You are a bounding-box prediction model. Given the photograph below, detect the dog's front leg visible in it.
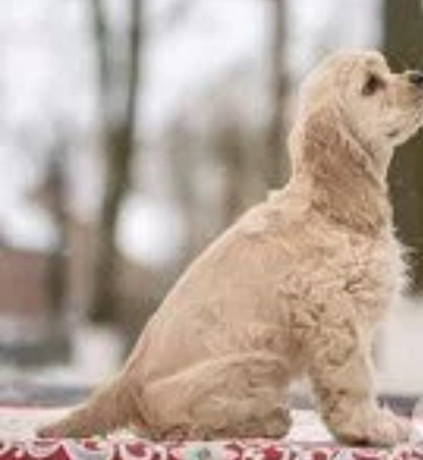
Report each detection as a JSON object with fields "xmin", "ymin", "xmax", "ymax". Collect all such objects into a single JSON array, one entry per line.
[{"xmin": 307, "ymin": 317, "xmax": 410, "ymax": 446}]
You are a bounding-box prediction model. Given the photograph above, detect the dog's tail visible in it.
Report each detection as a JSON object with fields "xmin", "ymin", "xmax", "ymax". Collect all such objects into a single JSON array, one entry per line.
[{"xmin": 37, "ymin": 377, "xmax": 145, "ymax": 438}]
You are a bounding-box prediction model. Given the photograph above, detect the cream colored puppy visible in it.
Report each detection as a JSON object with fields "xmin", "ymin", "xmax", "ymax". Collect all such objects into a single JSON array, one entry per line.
[{"xmin": 39, "ymin": 50, "xmax": 423, "ymax": 445}]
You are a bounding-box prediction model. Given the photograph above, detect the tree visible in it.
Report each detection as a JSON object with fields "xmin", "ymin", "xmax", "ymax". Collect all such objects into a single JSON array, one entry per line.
[
  {"xmin": 19, "ymin": 122, "xmax": 72, "ymax": 321},
  {"xmin": 383, "ymin": 0, "xmax": 423, "ymax": 292},
  {"xmin": 44, "ymin": 139, "xmax": 69, "ymax": 320},
  {"xmin": 88, "ymin": 0, "xmax": 144, "ymax": 324},
  {"xmin": 264, "ymin": 0, "xmax": 289, "ymax": 189}
]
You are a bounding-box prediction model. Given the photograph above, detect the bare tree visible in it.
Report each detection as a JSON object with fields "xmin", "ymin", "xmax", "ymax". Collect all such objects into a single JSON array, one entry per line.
[
  {"xmin": 44, "ymin": 141, "xmax": 69, "ymax": 320},
  {"xmin": 264, "ymin": 0, "xmax": 289, "ymax": 189},
  {"xmin": 88, "ymin": 0, "xmax": 144, "ymax": 324},
  {"xmin": 166, "ymin": 121, "xmax": 204, "ymax": 264},
  {"xmin": 383, "ymin": 0, "xmax": 423, "ymax": 292},
  {"xmin": 17, "ymin": 123, "xmax": 71, "ymax": 321},
  {"xmin": 215, "ymin": 121, "xmax": 247, "ymax": 226}
]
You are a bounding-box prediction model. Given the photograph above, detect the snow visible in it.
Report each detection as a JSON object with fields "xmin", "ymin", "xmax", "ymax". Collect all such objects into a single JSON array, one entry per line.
[
  {"xmin": 380, "ymin": 296, "xmax": 423, "ymax": 395},
  {"xmin": 0, "ymin": 324, "xmax": 125, "ymax": 387}
]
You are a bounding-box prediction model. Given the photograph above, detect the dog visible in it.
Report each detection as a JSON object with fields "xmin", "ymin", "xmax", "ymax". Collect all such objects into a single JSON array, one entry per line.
[{"xmin": 38, "ymin": 50, "xmax": 423, "ymax": 445}]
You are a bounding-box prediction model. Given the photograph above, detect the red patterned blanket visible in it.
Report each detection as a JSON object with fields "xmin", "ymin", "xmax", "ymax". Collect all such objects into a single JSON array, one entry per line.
[
  {"xmin": 3, "ymin": 438, "xmax": 423, "ymax": 460},
  {"xmin": 0, "ymin": 408, "xmax": 421, "ymax": 460}
]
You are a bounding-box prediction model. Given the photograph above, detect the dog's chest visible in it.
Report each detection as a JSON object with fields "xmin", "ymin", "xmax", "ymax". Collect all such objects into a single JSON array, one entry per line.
[{"xmin": 331, "ymin": 230, "xmax": 405, "ymax": 320}]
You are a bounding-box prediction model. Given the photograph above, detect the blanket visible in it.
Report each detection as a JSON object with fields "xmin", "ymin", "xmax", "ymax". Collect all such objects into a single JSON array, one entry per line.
[{"xmin": 0, "ymin": 408, "xmax": 422, "ymax": 460}]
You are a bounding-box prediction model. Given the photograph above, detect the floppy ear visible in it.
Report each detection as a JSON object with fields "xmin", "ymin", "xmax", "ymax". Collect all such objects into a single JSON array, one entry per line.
[
  {"xmin": 299, "ymin": 105, "xmax": 357, "ymax": 186},
  {"xmin": 293, "ymin": 104, "xmax": 389, "ymax": 233}
]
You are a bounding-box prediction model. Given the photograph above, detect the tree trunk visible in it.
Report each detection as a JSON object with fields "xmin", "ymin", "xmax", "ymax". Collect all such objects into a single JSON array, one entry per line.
[
  {"xmin": 215, "ymin": 121, "xmax": 246, "ymax": 227},
  {"xmin": 383, "ymin": 0, "xmax": 423, "ymax": 292},
  {"xmin": 90, "ymin": 125, "xmax": 132, "ymax": 323},
  {"xmin": 264, "ymin": 0, "xmax": 289, "ymax": 190},
  {"xmin": 89, "ymin": 0, "xmax": 143, "ymax": 324},
  {"xmin": 167, "ymin": 122, "xmax": 204, "ymax": 264},
  {"xmin": 45, "ymin": 149, "xmax": 68, "ymax": 319}
]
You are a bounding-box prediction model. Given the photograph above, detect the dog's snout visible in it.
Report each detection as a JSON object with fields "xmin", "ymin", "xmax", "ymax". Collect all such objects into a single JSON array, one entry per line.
[{"xmin": 407, "ymin": 70, "xmax": 423, "ymax": 87}]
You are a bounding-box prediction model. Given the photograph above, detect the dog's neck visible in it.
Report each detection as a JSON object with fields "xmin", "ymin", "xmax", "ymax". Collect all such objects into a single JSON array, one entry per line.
[{"xmin": 289, "ymin": 106, "xmax": 393, "ymax": 235}]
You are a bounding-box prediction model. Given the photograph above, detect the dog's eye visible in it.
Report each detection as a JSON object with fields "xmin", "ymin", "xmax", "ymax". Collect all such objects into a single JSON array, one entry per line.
[{"xmin": 362, "ymin": 73, "xmax": 385, "ymax": 96}]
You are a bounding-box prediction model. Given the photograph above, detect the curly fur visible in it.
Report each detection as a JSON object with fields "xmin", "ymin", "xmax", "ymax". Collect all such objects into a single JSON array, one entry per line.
[{"xmin": 38, "ymin": 50, "xmax": 423, "ymax": 445}]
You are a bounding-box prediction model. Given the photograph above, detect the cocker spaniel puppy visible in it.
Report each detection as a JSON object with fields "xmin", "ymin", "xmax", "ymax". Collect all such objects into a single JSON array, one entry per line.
[{"xmin": 39, "ymin": 50, "xmax": 423, "ymax": 445}]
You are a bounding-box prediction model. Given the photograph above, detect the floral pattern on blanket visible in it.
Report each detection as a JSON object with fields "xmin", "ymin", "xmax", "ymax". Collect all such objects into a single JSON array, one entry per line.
[
  {"xmin": 0, "ymin": 408, "xmax": 422, "ymax": 460},
  {"xmin": 1, "ymin": 438, "xmax": 423, "ymax": 460}
]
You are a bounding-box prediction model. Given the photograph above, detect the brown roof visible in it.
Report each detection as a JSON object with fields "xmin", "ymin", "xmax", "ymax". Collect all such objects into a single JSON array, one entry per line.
[
  {"xmin": 0, "ymin": 221, "xmax": 164, "ymax": 324},
  {"xmin": 0, "ymin": 248, "xmax": 51, "ymax": 317}
]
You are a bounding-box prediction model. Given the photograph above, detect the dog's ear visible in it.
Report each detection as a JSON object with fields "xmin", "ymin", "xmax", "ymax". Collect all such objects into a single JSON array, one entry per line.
[
  {"xmin": 298, "ymin": 105, "xmax": 352, "ymax": 184},
  {"xmin": 294, "ymin": 104, "xmax": 388, "ymax": 233}
]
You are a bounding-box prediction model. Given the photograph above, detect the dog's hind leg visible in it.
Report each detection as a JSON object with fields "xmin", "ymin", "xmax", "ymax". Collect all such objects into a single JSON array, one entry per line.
[{"xmin": 143, "ymin": 351, "xmax": 292, "ymax": 440}]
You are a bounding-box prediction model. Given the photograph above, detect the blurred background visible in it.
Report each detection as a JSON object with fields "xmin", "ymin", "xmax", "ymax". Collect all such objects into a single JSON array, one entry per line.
[{"xmin": 0, "ymin": 0, "xmax": 422, "ymax": 402}]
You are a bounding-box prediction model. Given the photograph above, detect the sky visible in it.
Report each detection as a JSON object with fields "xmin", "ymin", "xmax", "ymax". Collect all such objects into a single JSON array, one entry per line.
[{"xmin": 0, "ymin": 0, "xmax": 380, "ymax": 267}]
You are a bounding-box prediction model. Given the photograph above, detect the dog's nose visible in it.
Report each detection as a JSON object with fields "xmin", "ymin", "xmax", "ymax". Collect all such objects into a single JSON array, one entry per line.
[{"xmin": 408, "ymin": 70, "xmax": 423, "ymax": 87}]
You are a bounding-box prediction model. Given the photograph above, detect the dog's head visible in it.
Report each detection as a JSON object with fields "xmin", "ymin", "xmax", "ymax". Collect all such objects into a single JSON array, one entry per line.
[
  {"xmin": 298, "ymin": 50, "xmax": 423, "ymax": 151},
  {"xmin": 289, "ymin": 50, "xmax": 423, "ymax": 232}
]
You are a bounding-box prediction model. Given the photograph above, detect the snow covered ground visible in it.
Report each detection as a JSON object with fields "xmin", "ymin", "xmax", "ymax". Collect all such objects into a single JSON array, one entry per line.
[{"xmin": 380, "ymin": 296, "xmax": 423, "ymax": 395}]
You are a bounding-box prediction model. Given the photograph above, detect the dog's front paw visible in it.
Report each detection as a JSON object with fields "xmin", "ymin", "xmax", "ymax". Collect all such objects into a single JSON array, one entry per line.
[
  {"xmin": 333, "ymin": 407, "xmax": 411, "ymax": 446},
  {"xmin": 364, "ymin": 408, "xmax": 410, "ymax": 445}
]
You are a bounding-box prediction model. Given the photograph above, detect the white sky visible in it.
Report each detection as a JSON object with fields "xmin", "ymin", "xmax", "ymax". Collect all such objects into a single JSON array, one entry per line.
[{"xmin": 0, "ymin": 0, "xmax": 380, "ymax": 266}]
